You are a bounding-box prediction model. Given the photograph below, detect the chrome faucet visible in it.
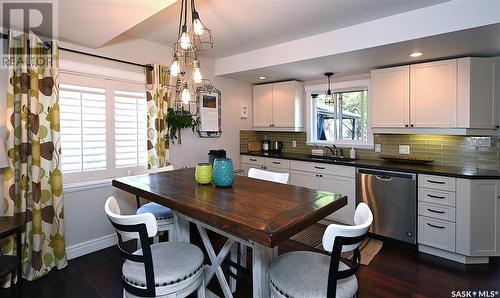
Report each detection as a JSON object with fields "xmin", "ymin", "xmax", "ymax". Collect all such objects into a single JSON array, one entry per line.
[
  {"xmin": 323, "ymin": 145, "xmax": 344, "ymax": 158},
  {"xmin": 323, "ymin": 145, "xmax": 337, "ymax": 157}
]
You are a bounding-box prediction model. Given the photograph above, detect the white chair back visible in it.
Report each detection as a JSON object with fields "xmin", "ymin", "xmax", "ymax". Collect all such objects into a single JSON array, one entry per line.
[
  {"xmin": 248, "ymin": 167, "xmax": 289, "ymax": 184},
  {"xmin": 105, "ymin": 196, "xmax": 158, "ymax": 239},
  {"xmin": 322, "ymin": 202, "xmax": 373, "ymax": 253}
]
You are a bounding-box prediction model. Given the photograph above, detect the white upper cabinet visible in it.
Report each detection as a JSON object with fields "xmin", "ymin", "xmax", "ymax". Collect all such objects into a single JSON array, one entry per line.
[
  {"xmin": 370, "ymin": 57, "xmax": 499, "ymax": 133},
  {"xmin": 410, "ymin": 59, "xmax": 457, "ymax": 128},
  {"xmin": 457, "ymin": 57, "xmax": 498, "ymax": 129},
  {"xmin": 252, "ymin": 84, "xmax": 274, "ymax": 128},
  {"xmin": 252, "ymin": 80, "xmax": 304, "ymax": 131},
  {"xmin": 371, "ymin": 66, "xmax": 410, "ymax": 128}
]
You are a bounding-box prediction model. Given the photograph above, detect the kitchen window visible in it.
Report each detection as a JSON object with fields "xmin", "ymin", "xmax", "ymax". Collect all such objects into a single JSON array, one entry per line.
[
  {"xmin": 59, "ymin": 72, "xmax": 147, "ymax": 183},
  {"xmin": 307, "ymin": 79, "xmax": 372, "ymax": 148}
]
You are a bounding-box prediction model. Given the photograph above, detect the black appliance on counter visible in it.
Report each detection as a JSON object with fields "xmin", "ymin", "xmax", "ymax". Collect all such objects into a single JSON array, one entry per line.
[
  {"xmin": 262, "ymin": 140, "xmax": 270, "ymax": 153},
  {"xmin": 208, "ymin": 150, "xmax": 226, "ymax": 164},
  {"xmin": 271, "ymin": 141, "xmax": 283, "ymax": 153}
]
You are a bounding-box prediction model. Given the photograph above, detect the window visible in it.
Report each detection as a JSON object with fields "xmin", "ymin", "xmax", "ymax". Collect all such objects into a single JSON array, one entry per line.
[
  {"xmin": 59, "ymin": 72, "xmax": 147, "ymax": 183},
  {"xmin": 307, "ymin": 80, "xmax": 372, "ymax": 148}
]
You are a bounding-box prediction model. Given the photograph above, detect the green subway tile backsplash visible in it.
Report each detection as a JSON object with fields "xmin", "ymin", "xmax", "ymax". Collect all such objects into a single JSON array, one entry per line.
[{"xmin": 240, "ymin": 130, "xmax": 500, "ymax": 170}]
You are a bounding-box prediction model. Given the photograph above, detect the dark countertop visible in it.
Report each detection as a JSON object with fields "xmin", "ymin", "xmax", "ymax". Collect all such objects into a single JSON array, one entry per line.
[{"xmin": 240, "ymin": 151, "xmax": 500, "ymax": 179}]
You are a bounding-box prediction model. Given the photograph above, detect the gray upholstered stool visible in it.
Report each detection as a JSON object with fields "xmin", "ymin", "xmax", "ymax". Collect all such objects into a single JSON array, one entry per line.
[
  {"xmin": 105, "ymin": 197, "xmax": 205, "ymax": 298},
  {"xmin": 268, "ymin": 202, "xmax": 373, "ymax": 298},
  {"xmin": 136, "ymin": 166, "xmax": 175, "ymax": 243},
  {"xmin": 269, "ymin": 251, "xmax": 357, "ymax": 298}
]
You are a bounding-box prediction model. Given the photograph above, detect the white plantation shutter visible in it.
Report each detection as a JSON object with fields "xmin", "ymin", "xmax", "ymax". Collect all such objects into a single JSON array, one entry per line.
[
  {"xmin": 114, "ymin": 90, "xmax": 147, "ymax": 168},
  {"xmin": 60, "ymin": 84, "xmax": 107, "ymax": 173},
  {"xmin": 59, "ymin": 71, "xmax": 147, "ymax": 183}
]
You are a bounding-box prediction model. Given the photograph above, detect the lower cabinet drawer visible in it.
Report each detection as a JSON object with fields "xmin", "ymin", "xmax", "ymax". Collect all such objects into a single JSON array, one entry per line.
[
  {"xmin": 418, "ymin": 202, "xmax": 456, "ymax": 222},
  {"xmin": 264, "ymin": 158, "xmax": 290, "ymax": 169},
  {"xmin": 418, "ymin": 216, "xmax": 456, "ymax": 252},
  {"xmin": 241, "ymin": 155, "xmax": 265, "ymax": 166},
  {"xmin": 418, "ymin": 188, "xmax": 456, "ymax": 207}
]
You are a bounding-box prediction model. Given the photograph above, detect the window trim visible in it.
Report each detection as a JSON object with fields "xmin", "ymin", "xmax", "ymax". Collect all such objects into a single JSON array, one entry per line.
[
  {"xmin": 305, "ymin": 79, "xmax": 373, "ymax": 149},
  {"xmin": 59, "ymin": 71, "xmax": 148, "ymax": 184}
]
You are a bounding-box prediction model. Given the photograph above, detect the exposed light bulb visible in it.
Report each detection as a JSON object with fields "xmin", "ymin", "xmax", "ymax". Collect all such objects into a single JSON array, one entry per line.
[
  {"xmin": 193, "ymin": 18, "xmax": 204, "ymax": 36},
  {"xmin": 180, "ymin": 30, "xmax": 191, "ymax": 50},
  {"xmin": 410, "ymin": 52, "xmax": 423, "ymax": 57},
  {"xmin": 192, "ymin": 60, "xmax": 203, "ymax": 83},
  {"xmin": 170, "ymin": 56, "xmax": 180, "ymax": 77},
  {"xmin": 181, "ymin": 83, "xmax": 191, "ymax": 104}
]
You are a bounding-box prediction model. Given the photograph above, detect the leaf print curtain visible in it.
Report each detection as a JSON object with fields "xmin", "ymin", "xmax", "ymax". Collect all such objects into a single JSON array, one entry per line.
[
  {"xmin": 3, "ymin": 31, "xmax": 67, "ymax": 282},
  {"xmin": 145, "ymin": 64, "xmax": 171, "ymax": 169}
]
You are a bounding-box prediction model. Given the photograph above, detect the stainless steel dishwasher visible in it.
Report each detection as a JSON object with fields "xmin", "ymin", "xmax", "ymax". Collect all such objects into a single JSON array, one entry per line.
[{"xmin": 356, "ymin": 168, "xmax": 416, "ymax": 244}]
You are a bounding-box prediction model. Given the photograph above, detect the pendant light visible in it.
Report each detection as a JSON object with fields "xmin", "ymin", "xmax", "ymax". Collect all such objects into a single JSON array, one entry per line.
[
  {"xmin": 181, "ymin": 82, "xmax": 191, "ymax": 104},
  {"xmin": 170, "ymin": 0, "xmax": 213, "ymax": 108},
  {"xmin": 324, "ymin": 72, "xmax": 334, "ymax": 105}
]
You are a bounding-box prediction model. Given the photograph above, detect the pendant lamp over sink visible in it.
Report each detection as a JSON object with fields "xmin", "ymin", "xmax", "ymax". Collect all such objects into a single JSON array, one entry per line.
[{"xmin": 324, "ymin": 72, "xmax": 334, "ymax": 105}]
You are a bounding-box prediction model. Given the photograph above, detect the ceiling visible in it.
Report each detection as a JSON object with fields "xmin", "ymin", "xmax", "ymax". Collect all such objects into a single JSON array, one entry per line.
[
  {"xmin": 58, "ymin": 0, "xmax": 176, "ymax": 48},
  {"xmin": 221, "ymin": 23, "xmax": 500, "ymax": 83},
  {"xmin": 124, "ymin": 0, "xmax": 448, "ymax": 58}
]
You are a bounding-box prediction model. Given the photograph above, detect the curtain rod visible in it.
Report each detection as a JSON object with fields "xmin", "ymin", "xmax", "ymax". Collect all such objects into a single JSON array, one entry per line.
[{"xmin": 1, "ymin": 33, "xmax": 153, "ymax": 71}]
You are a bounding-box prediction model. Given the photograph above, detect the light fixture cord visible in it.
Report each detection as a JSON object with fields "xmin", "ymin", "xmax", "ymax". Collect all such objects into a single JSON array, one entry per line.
[
  {"xmin": 178, "ymin": 0, "xmax": 184, "ymax": 37},
  {"xmin": 183, "ymin": 0, "xmax": 188, "ymax": 27},
  {"xmin": 191, "ymin": 0, "xmax": 196, "ymax": 13}
]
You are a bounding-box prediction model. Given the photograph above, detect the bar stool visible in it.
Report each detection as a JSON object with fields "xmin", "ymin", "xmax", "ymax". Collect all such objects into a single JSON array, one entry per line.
[
  {"xmin": 268, "ymin": 203, "xmax": 373, "ymax": 298},
  {"xmin": 105, "ymin": 197, "xmax": 206, "ymax": 298},
  {"xmin": 136, "ymin": 166, "xmax": 175, "ymax": 243}
]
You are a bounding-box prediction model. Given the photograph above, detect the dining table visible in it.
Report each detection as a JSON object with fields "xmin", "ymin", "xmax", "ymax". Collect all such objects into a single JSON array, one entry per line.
[{"xmin": 112, "ymin": 168, "xmax": 347, "ymax": 298}]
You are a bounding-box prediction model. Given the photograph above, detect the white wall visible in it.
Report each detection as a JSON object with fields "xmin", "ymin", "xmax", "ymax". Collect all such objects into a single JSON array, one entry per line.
[{"xmin": 0, "ymin": 36, "xmax": 253, "ymax": 259}]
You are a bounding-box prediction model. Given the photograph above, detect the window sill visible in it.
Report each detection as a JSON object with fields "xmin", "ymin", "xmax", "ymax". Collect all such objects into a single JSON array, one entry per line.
[
  {"xmin": 306, "ymin": 141, "xmax": 374, "ymax": 150},
  {"xmin": 63, "ymin": 178, "xmax": 114, "ymax": 194}
]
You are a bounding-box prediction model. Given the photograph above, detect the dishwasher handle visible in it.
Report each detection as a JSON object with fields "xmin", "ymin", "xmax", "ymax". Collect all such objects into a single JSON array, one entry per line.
[
  {"xmin": 376, "ymin": 175, "xmax": 393, "ymax": 182},
  {"xmin": 357, "ymin": 168, "xmax": 416, "ymax": 180}
]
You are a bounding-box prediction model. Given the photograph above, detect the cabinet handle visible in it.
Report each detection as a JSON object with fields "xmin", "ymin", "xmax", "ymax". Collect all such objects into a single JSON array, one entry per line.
[
  {"xmin": 427, "ymin": 208, "xmax": 445, "ymax": 214},
  {"xmin": 427, "ymin": 223, "xmax": 445, "ymax": 229},
  {"xmin": 272, "ymin": 161, "xmax": 281, "ymax": 164},
  {"xmin": 405, "ymin": 124, "xmax": 409, "ymax": 127},
  {"xmin": 314, "ymin": 166, "xmax": 325, "ymax": 170},
  {"xmin": 315, "ymin": 174, "xmax": 323, "ymax": 177},
  {"xmin": 410, "ymin": 124, "xmax": 414, "ymax": 127},
  {"xmin": 249, "ymin": 158, "xmax": 257, "ymax": 161},
  {"xmin": 427, "ymin": 180, "xmax": 445, "ymax": 185},
  {"xmin": 427, "ymin": 194, "xmax": 445, "ymax": 199}
]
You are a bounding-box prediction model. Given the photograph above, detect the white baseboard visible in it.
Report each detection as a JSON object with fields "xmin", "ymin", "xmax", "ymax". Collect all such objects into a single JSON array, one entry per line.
[{"xmin": 66, "ymin": 233, "xmax": 117, "ymax": 260}]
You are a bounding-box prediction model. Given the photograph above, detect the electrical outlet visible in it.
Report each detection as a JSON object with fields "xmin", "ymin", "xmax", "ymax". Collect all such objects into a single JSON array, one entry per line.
[
  {"xmin": 240, "ymin": 105, "xmax": 248, "ymax": 118},
  {"xmin": 399, "ymin": 145, "xmax": 410, "ymax": 155},
  {"xmin": 374, "ymin": 144, "xmax": 382, "ymax": 153},
  {"xmin": 292, "ymin": 140, "xmax": 297, "ymax": 148}
]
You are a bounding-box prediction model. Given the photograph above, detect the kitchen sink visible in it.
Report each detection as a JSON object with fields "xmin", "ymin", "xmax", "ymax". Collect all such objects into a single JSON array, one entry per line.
[{"xmin": 306, "ymin": 155, "xmax": 357, "ymax": 162}]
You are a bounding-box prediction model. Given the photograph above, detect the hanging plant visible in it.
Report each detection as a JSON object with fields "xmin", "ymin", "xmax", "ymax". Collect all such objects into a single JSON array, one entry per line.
[{"xmin": 165, "ymin": 108, "xmax": 200, "ymax": 144}]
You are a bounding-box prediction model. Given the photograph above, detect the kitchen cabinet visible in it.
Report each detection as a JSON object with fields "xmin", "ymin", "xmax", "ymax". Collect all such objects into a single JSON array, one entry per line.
[
  {"xmin": 252, "ymin": 80, "xmax": 304, "ymax": 131},
  {"xmin": 252, "ymin": 84, "xmax": 273, "ymax": 128},
  {"xmin": 289, "ymin": 161, "xmax": 355, "ymax": 224},
  {"xmin": 371, "ymin": 66, "xmax": 410, "ymax": 128},
  {"xmin": 456, "ymin": 179, "xmax": 500, "ymax": 257},
  {"xmin": 457, "ymin": 57, "xmax": 498, "ymax": 129},
  {"xmin": 370, "ymin": 57, "xmax": 499, "ymax": 133},
  {"xmin": 418, "ymin": 174, "xmax": 500, "ymax": 263},
  {"xmin": 410, "ymin": 59, "xmax": 457, "ymax": 128}
]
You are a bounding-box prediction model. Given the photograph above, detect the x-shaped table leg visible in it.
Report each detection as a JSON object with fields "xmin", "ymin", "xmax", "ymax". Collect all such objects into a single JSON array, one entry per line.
[{"xmin": 197, "ymin": 225, "xmax": 235, "ymax": 298}]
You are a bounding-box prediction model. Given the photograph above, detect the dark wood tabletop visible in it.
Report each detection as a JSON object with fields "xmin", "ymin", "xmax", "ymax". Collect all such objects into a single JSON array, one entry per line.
[
  {"xmin": 113, "ymin": 168, "xmax": 347, "ymax": 247},
  {"xmin": 0, "ymin": 215, "xmax": 25, "ymax": 239}
]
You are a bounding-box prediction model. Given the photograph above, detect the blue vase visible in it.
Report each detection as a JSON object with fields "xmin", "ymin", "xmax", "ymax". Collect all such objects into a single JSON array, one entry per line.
[{"xmin": 212, "ymin": 158, "xmax": 234, "ymax": 187}]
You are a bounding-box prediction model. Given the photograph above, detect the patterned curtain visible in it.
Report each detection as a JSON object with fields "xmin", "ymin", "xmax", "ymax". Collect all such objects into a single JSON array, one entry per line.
[
  {"xmin": 3, "ymin": 32, "xmax": 67, "ymax": 282},
  {"xmin": 145, "ymin": 64, "xmax": 172, "ymax": 169}
]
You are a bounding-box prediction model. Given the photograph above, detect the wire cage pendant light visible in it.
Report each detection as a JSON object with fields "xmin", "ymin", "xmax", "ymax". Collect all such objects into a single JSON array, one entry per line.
[{"xmin": 170, "ymin": 0, "xmax": 214, "ymax": 109}]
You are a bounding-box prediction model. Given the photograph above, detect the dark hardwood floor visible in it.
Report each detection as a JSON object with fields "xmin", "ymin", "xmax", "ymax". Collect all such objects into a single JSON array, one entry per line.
[{"xmin": 1, "ymin": 227, "xmax": 499, "ymax": 298}]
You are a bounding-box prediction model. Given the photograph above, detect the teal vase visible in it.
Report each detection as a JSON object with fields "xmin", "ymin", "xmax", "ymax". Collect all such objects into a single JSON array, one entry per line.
[{"xmin": 212, "ymin": 158, "xmax": 234, "ymax": 187}]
